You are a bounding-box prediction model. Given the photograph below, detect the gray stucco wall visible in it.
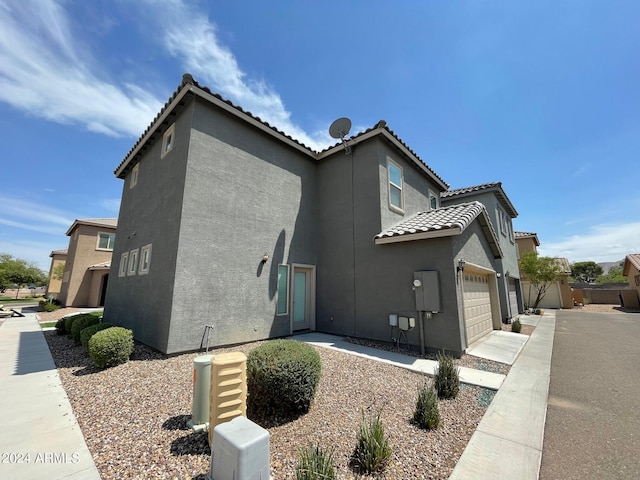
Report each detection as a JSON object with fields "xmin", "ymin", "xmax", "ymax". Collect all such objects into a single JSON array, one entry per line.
[
  {"xmin": 104, "ymin": 102, "xmax": 194, "ymax": 352},
  {"xmin": 166, "ymin": 98, "xmax": 318, "ymax": 354}
]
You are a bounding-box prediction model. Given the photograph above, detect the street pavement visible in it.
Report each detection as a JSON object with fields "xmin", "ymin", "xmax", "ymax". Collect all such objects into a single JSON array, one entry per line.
[{"xmin": 540, "ymin": 309, "xmax": 640, "ymax": 479}]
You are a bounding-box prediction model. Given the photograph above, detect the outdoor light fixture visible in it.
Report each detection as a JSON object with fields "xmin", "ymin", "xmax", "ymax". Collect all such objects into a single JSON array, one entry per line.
[
  {"xmin": 457, "ymin": 259, "xmax": 466, "ymax": 272},
  {"xmin": 261, "ymin": 253, "xmax": 269, "ymax": 263}
]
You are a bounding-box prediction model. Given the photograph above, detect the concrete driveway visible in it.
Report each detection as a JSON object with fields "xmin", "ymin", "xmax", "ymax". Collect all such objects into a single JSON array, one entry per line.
[{"xmin": 540, "ymin": 309, "xmax": 640, "ymax": 479}]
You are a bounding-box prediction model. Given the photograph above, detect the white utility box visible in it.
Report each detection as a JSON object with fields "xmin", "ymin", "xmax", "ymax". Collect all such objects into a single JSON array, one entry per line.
[{"xmin": 209, "ymin": 416, "xmax": 270, "ymax": 480}]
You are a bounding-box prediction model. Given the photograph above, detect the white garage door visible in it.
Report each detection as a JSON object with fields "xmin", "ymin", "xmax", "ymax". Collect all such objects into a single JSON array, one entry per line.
[
  {"xmin": 508, "ymin": 279, "xmax": 519, "ymax": 318},
  {"xmin": 463, "ymin": 273, "xmax": 493, "ymax": 346}
]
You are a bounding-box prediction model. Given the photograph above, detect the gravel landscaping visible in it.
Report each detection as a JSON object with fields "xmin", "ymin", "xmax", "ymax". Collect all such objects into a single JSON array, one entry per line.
[{"xmin": 41, "ymin": 308, "xmax": 513, "ymax": 480}]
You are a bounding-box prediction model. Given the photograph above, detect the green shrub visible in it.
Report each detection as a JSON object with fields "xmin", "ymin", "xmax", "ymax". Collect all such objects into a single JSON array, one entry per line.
[
  {"xmin": 350, "ymin": 409, "xmax": 391, "ymax": 474},
  {"xmin": 71, "ymin": 316, "xmax": 100, "ymax": 344},
  {"xmin": 80, "ymin": 322, "xmax": 113, "ymax": 350},
  {"xmin": 42, "ymin": 302, "xmax": 60, "ymax": 312},
  {"xmin": 434, "ymin": 351, "xmax": 460, "ymax": 399},
  {"xmin": 412, "ymin": 382, "xmax": 440, "ymax": 430},
  {"xmin": 54, "ymin": 318, "xmax": 66, "ymax": 335},
  {"xmin": 535, "ymin": 308, "xmax": 542, "ymax": 315},
  {"xmin": 88, "ymin": 327, "xmax": 134, "ymax": 369},
  {"xmin": 247, "ymin": 339, "xmax": 321, "ymax": 419},
  {"xmin": 511, "ymin": 319, "xmax": 522, "ymax": 333},
  {"xmin": 296, "ymin": 444, "xmax": 336, "ymax": 480}
]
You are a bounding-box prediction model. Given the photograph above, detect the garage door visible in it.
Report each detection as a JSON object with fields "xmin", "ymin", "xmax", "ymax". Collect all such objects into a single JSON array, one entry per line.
[
  {"xmin": 463, "ymin": 273, "xmax": 493, "ymax": 345},
  {"xmin": 508, "ymin": 279, "xmax": 519, "ymax": 318}
]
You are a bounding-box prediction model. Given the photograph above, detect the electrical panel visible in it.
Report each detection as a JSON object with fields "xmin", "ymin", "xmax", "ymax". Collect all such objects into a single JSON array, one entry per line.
[{"xmin": 413, "ymin": 271, "xmax": 441, "ymax": 312}]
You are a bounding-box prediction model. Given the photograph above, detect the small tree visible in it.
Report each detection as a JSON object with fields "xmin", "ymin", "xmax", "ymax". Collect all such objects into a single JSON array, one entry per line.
[
  {"xmin": 596, "ymin": 264, "xmax": 627, "ymax": 284},
  {"xmin": 519, "ymin": 252, "xmax": 563, "ymax": 310},
  {"xmin": 0, "ymin": 253, "xmax": 47, "ymax": 298},
  {"xmin": 52, "ymin": 262, "xmax": 66, "ymax": 281},
  {"xmin": 570, "ymin": 261, "xmax": 603, "ymax": 283}
]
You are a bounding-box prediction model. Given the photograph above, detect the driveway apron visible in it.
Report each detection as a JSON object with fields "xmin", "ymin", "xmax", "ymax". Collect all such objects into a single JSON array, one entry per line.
[{"xmin": 540, "ymin": 310, "xmax": 640, "ymax": 479}]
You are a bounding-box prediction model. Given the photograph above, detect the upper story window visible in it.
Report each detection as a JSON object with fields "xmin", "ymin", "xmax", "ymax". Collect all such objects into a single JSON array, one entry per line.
[
  {"xmin": 387, "ymin": 158, "xmax": 404, "ymax": 212},
  {"xmin": 429, "ymin": 190, "xmax": 439, "ymax": 210},
  {"xmin": 130, "ymin": 164, "xmax": 139, "ymax": 189},
  {"xmin": 138, "ymin": 244, "xmax": 152, "ymax": 275},
  {"xmin": 118, "ymin": 252, "xmax": 128, "ymax": 277},
  {"xmin": 97, "ymin": 232, "xmax": 116, "ymax": 251},
  {"xmin": 128, "ymin": 248, "xmax": 139, "ymax": 276},
  {"xmin": 161, "ymin": 123, "xmax": 175, "ymax": 158},
  {"xmin": 497, "ymin": 208, "xmax": 508, "ymax": 236}
]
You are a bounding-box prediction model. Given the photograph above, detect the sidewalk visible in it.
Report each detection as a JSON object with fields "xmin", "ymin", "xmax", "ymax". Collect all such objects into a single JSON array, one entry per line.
[
  {"xmin": 449, "ymin": 311, "xmax": 555, "ymax": 479},
  {"xmin": 0, "ymin": 313, "xmax": 101, "ymax": 480}
]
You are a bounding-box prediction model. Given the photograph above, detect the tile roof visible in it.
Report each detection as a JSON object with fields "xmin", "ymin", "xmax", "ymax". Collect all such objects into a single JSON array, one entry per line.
[
  {"xmin": 623, "ymin": 254, "xmax": 640, "ymax": 275},
  {"xmin": 374, "ymin": 201, "xmax": 502, "ymax": 258},
  {"xmin": 515, "ymin": 231, "xmax": 540, "ymax": 246},
  {"xmin": 65, "ymin": 218, "xmax": 118, "ymax": 236},
  {"xmin": 88, "ymin": 261, "xmax": 111, "ymax": 270},
  {"xmin": 553, "ymin": 257, "xmax": 572, "ymax": 274},
  {"xmin": 49, "ymin": 249, "xmax": 68, "ymax": 256},
  {"xmin": 114, "ymin": 74, "xmax": 449, "ymax": 190},
  {"xmin": 441, "ymin": 182, "xmax": 518, "ymax": 217}
]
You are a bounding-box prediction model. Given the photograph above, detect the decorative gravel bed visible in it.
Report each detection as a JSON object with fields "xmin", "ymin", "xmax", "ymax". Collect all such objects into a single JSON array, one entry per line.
[{"xmin": 44, "ymin": 325, "xmax": 497, "ymax": 479}]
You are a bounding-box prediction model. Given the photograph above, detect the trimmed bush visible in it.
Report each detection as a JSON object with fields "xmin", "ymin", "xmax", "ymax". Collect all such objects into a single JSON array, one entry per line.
[
  {"xmin": 350, "ymin": 409, "xmax": 391, "ymax": 474},
  {"xmin": 412, "ymin": 382, "xmax": 440, "ymax": 430},
  {"xmin": 80, "ymin": 322, "xmax": 113, "ymax": 350},
  {"xmin": 434, "ymin": 351, "xmax": 460, "ymax": 399},
  {"xmin": 511, "ymin": 319, "xmax": 522, "ymax": 333},
  {"xmin": 54, "ymin": 318, "xmax": 66, "ymax": 335},
  {"xmin": 88, "ymin": 327, "xmax": 134, "ymax": 369},
  {"xmin": 247, "ymin": 339, "xmax": 321, "ymax": 419},
  {"xmin": 71, "ymin": 316, "xmax": 100, "ymax": 344},
  {"xmin": 296, "ymin": 444, "xmax": 336, "ymax": 480}
]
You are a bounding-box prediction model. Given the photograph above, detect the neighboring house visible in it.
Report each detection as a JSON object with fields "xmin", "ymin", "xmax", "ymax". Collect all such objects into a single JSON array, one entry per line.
[
  {"xmin": 515, "ymin": 232, "xmax": 572, "ymax": 309},
  {"xmin": 58, "ymin": 218, "xmax": 117, "ymax": 307},
  {"xmin": 104, "ymin": 74, "xmax": 507, "ymax": 356},
  {"xmin": 45, "ymin": 248, "xmax": 67, "ymax": 298},
  {"xmin": 622, "ymin": 254, "xmax": 640, "ymax": 308},
  {"xmin": 441, "ymin": 182, "xmax": 523, "ymax": 321}
]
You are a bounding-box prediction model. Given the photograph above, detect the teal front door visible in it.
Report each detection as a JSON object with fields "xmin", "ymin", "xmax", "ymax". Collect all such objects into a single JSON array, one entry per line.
[{"xmin": 293, "ymin": 268, "xmax": 311, "ymax": 330}]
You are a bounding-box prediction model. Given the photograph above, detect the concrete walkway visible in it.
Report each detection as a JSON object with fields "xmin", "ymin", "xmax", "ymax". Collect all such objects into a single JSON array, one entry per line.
[
  {"xmin": 0, "ymin": 313, "xmax": 101, "ymax": 480},
  {"xmin": 449, "ymin": 311, "xmax": 555, "ymax": 480}
]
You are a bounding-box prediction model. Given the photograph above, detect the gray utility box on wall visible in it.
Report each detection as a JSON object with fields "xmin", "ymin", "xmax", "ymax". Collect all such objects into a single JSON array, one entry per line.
[{"xmin": 413, "ymin": 271, "xmax": 441, "ymax": 312}]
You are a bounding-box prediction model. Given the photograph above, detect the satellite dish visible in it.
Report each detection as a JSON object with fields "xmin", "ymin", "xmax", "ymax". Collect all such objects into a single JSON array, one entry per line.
[
  {"xmin": 329, "ymin": 117, "xmax": 352, "ymax": 154},
  {"xmin": 329, "ymin": 117, "xmax": 352, "ymax": 139}
]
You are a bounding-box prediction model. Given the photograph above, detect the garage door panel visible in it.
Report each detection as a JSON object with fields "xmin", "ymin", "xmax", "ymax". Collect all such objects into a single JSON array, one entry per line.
[
  {"xmin": 463, "ymin": 274, "xmax": 492, "ymax": 345},
  {"xmin": 508, "ymin": 280, "xmax": 519, "ymax": 318}
]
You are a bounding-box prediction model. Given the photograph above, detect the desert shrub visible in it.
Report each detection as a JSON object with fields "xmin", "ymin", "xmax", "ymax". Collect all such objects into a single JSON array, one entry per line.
[
  {"xmin": 80, "ymin": 322, "xmax": 113, "ymax": 350},
  {"xmin": 412, "ymin": 382, "xmax": 440, "ymax": 430},
  {"xmin": 434, "ymin": 351, "xmax": 460, "ymax": 399},
  {"xmin": 42, "ymin": 302, "xmax": 60, "ymax": 312},
  {"xmin": 247, "ymin": 339, "xmax": 321, "ymax": 419},
  {"xmin": 88, "ymin": 327, "xmax": 134, "ymax": 369},
  {"xmin": 64, "ymin": 313, "xmax": 92, "ymax": 337},
  {"xmin": 511, "ymin": 319, "xmax": 522, "ymax": 333},
  {"xmin": 70, "ymin": 316, "xmax": 100, "ymax": 345},
  {"xmin": 350, "ymin": 409, "xmax": 391, "ymax": 474},
  {"xmin": 296, "ymin": 444, "xmax": 336, "ymax": 480},
  {"xmin": 54, "ymin": 318, "xmax": 66, "ymax": 335},
  {"xmin": 535, "ymin": 309, "xmax": 542, "ymax": 315}
]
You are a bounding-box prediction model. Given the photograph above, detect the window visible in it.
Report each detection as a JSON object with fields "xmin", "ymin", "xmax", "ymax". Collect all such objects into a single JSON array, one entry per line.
[
  {"xmin": 130, "ymin": 164, "xmax": 139, "ymax": 189},
  {"xmin": 138, "ymin": 244, "xmax": 152, "ymax": 275},
  {"xmin": 508, "ymin": 219, "xmax": 514, "ymax": 243},
  {"xmin": 118, "ymin": 252, "xmax": 128, "ymax": 277},
  {"xmin": 128, "ymin": 248, "xmax": 139, "ymax": 276},
  {"xmin": 387, "ymin": 158, "xmax": 404, "ymax": 212},
  {"xmin": 97, "ymin": 232, "xmax": 116, "ymax": 250},
  {"xmin": 277, "ymin": 265, "xmax": 289, "ymax": 315},
  {"xmin": 161, "ymin": 123, "xmax": 175, "ymax": 158},
  {"xmin": 429, "ymin": 190, "xmax": 439, "ymax": 210},
  {"xmin": 497, "ymin": 208, "xmax": 507, "ymax": 236}
]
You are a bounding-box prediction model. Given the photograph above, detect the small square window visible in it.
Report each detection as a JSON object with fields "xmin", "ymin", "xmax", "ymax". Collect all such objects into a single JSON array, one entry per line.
[
  {"xmin": 97, "ymin": 232, "xmax": 116, "ymax": 251},
  {"xmin": 138, "ymin": 244, "xmax": 152, "ymax": 275},
  {"xmin": 429, "ymin": 190, "xmax": 439, "ymax": 210},
  {"xmin": 128, "ymin": 249, "xmax": 139, "ymax": 276},
  {"xmin": 161, "ymin": 123, "xmax": 175, "ymax": 158},
  {"xmin": 119, "ymin": 252, "xmax": 128, "ymax": 277},
  {"xmin": 130, "ymin": 164, "xmax": 139, "ymax": 189},
  {"xmin": 387, "ymin": 158, "xmax": 404, "ymax": 212}
]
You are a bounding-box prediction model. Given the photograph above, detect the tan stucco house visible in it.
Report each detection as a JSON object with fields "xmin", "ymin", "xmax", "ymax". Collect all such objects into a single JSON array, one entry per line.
[
  {"xmin": 45, "ymin": 248, "xmax": 67, "ymax": 299},
  {"xmin": 622, "ymin": 254, "xmax": 640, "ymax": 308},
  {"xmin": 58, "ymin": 218, "xmax": 117, "ymax": 307}
]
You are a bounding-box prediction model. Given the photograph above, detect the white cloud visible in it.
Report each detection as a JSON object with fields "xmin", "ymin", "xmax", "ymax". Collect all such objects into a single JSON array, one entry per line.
[
  {"xmin": 538, "ymin": 222, "xmax": 640, "ymax": 263},
  {"xmin": 0, "ymin": 197, "xmax": 73, "ymax": 235},
  {"xmin": 145, "ymin": 0, "xmax": 334, "ymax": 150},
  {"xmin": 100, "ymin": 198, "xmax": 121, "ymax": 213},
  {"xmin": 0, "ymin": 0, "xmax": 162, "ymax": 137}
]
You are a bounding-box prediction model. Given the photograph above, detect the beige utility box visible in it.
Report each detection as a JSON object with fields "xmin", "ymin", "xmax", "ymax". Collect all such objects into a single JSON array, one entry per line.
[{"xmin": 208, "ymin": 352, "xmax": 247, "ymax": 446}]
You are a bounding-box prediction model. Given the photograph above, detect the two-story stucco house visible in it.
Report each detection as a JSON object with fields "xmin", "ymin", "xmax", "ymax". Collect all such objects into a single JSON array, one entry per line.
[
  {"xmin": 45, "ymin": 248, "xmax": 67, "ymax": 299},
  {"xmin": 441, "ymin": 182, "xmax": 522, "ymax": 321},
  {"xmin": 104, "ymin": 74, "xmax": 510, "ymax": 356},
  {"xmin": 58, "ymin": 218, "xmax": 117, "ymax": 307}
]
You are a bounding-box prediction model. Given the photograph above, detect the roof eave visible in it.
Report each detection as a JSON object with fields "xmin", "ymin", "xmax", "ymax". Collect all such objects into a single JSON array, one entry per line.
[{"xmin": 374, "ymin": 226, "xmax": 463, "ymax": 244}]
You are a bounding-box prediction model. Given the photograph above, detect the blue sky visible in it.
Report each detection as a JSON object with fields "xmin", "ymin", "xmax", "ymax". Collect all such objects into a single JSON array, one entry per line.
[{"xmin": 1, "ymin": 0, "xmax": 639, "ymax": 272}]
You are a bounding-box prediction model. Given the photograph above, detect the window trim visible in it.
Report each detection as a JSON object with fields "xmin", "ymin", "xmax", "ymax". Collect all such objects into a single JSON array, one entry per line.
[
  {"xmin": 138, "ymin": 244, "xmax": 152, "ymax": 275},
  {"xmin": 387, "ymin": 157, "xmax": 404, "ymax": 213},
  {"xmin": 276, "ymin": 264, "xmax": 289, "ymax": 316},
  {"xmin": 428, "ymin": 190, "xmax": 439, "ymax": 210},
  {"xmin": 128, "ymin": 248, "xmax": 139, "ymax": 276},
  {"xmin": 118, "ymin": 252, "xmax": 128, "ymax": 277},
  {"xmin": 130, "ymin": 163, "xmax": 139, "ymax": 189},
  {"xmin": 96, "ymin": 231, "xmax": 116, "ymax": 251},
  {"xmin": 161, "ymin": 123, "xmax": 175, "ymax": 158}
]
